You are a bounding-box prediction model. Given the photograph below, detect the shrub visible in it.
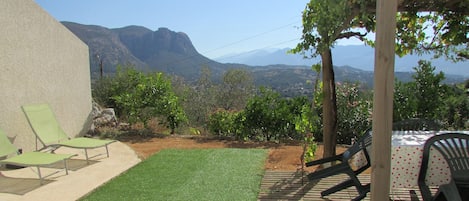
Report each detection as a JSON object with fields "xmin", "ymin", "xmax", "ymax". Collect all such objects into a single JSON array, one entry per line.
[
  {"xmin": 336, "ymin": 82, "xmax": 372, "ymax": 144},
  {"xmin": 92, "ymin": 66, "xmax": 186, "ymax": 134},
  {"xmin": 208, "ymin": 87, "xmax": 314, "ymax": 142},
  {"xmin": 207, "ymin": 110, "xmax": 240, "ymax": 138}
]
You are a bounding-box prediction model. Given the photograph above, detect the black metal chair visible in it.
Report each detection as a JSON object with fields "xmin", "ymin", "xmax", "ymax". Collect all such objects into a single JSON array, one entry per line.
[
  {"xmin": 392, "ymin": 118, "xmax": 441, "ymax": 131},
  {"xmin": 418, "ymin": 133, "xmax": 469, "ymax": 201},
  {"xmin": 305, "ymin": 129, "xmax": 372, "ymax": 201}
]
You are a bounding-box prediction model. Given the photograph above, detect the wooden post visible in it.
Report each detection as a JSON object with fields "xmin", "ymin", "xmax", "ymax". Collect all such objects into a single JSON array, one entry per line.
[{"xmin": 371, "ymin": 0, "xmax": 397, "ymax": 200}]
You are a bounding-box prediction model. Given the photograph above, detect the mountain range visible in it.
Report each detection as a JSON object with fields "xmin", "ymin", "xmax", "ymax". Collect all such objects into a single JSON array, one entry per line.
[
  {"xmin": 63, "ymin": 22, "xmax": 243, "ymax": 81},
  {"xmin": 61, "ymin": 22, "xmax": 467, "ymax": 96},
  {"xmin": 216, "ymin": 46, "xmax": 469, "ymax": 77}
]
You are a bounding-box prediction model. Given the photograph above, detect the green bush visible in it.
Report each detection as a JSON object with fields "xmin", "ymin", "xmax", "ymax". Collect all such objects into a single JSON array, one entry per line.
[
  {"xmin": 208, "ymin": 87, "xmax": 313, "ymax": 142},
  {"xmin": 393, "ymin": 60, "xmax": 468, "ymax": 130},
  {"xmin": 243, "ymin": 88, "xmax": 300, "ymax": 141},
  {"xmin": 207, "ymin": 110, "xmax": 239, "ymax": 137},
  {"xmin": 440, "ymin": 84, "xmax": 469, "ymax": 129},
  {"xmin": 336, "ymin": 82, "xmax": 372, "ymax": 144},
  {"xmin": 92, "ymin": 66, "xmax": 186, "ymax": 134}
]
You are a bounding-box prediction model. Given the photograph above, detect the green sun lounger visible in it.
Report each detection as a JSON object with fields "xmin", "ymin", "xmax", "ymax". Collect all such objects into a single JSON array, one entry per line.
[
  {"xmin": 0, "ymin": 129, "xmax": 75, "ymax": 184},
  {"xmin": 22, "ymin": 103, "xmax": 116, "ymax": 163}
]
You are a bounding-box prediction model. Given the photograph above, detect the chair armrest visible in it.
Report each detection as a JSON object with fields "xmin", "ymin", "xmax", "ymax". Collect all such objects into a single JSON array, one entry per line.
[{"xmin": 306, "ymin": 154, "xmax": 343, "ymax": 167}]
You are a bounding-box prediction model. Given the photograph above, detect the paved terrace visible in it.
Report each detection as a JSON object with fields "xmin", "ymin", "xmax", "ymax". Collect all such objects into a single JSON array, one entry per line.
[{"xmin": 0, "ymin": 141, "xmax": 141, "ymax": 201}]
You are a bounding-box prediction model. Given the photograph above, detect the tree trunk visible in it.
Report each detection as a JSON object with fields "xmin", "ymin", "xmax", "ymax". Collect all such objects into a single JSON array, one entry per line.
[{"xmin": 321, "ymin": 49, "xmax": 338, "ymax": 158}]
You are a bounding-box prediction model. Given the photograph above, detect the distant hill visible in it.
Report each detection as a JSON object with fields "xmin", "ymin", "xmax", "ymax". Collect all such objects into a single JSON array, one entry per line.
[
  {"xmin": 216, "ymin": 46, "xmax": 469, "ymax": 77},
  {"xmin": 62, "ymin": 22, "xmax": 242, "ymax": 80},
  {"xmin": 62, "ymin": 22, "xmax": 146, "ymax": 74},
  {"xmin": 62, "ymin": 22, "xmax": 467, "ymax": 97}
]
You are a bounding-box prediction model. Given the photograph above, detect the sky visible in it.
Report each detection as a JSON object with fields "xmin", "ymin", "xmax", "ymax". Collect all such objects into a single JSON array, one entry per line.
[{"xmin": 34, "ymin": 0, "xmax": 363, "ymax": 59}]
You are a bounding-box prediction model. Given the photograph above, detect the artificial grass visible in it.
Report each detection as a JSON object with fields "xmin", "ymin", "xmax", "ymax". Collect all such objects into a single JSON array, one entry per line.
[{"xmin": 80, "ymin": 148, "xmax": 268, "ymax": 201}]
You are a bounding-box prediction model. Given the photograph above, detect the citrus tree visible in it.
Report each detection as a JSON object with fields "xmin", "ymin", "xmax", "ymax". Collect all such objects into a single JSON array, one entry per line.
[{"xmin": 109, "ymin": 67, "xmax": 186, "ymax": 134}]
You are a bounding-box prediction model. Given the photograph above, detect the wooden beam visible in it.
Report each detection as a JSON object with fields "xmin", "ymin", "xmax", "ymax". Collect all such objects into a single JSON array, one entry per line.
[
  {"xmin": 356, "ymin": 0, "xmax": 469, "ymax": 14},
  {"xmin": 371, "ymin": 0, "xmax": 397, "ymax": 200}
]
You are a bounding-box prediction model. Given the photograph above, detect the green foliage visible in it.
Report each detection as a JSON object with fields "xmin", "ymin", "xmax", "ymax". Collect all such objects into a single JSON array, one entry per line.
[
  {"xmin": 206, "ymin": 63, "xmax": 373, "ymax": 146},
  {"xmin": 93, "ymin": 66, "xmax": 186, "ymax": 133},
  {"xmin": 92, "ymin": 77, "xmax": 118, "ymax": 108},
  {"xmin": 303, "ymin": 133, "xmax": 318, "ymax": 163},
  {"xmin": 393, "ymin": 80, "xmax": 418, "ymax": 121},
  {"xmin": 290, "ymin": 0, "xmax": 468, "ymax": 158},
  {"xmin": 180, "ymin": 66, "xmax": 217, "ymax": 127},
  {"xmin": 297, "ymin": 64, "xmax": 322, "ymax": 162},
  {"xmin": 412, "ymin": 60, "xmax": 446, "ymax": 119},
  {"xmin": 291, "ymin": 0, "xmax": 375, "ymax": 157},
  {"xmin": 208, "ymin": 87, "xmax": 312, "ymax": 142},
  {"xmin": 336, "ymin": 82, "xmax": 372, "ymax": 144},
  {"xmin": 182, "ymin": 67, "xmax": 253, "ymax": 131},
  {"xmin": 291, "ymin": 0, "xmax": 375, "ymax": 57},
  {"xmin": 207, "ymin": 110, "xmax": 240, "ymax": 138},
  {"xmin": 440, "ymin": 84, "xmax": 469, "ymax": 129},
  {"xmin": 413, "ymin": 11, "xmax": 469, "ymax": 61},
  {"xmin": 294, "ymin": 104, "xmax": 318, "ymax": 162},
  {"xmin": 394, "ymin": 60, "xmax": 445, "ymax": 121},
  {"xmin": 217, "ymin": 68, "xmax": 254, "ymax": 111},
  {"xmin": 393, "ymin": 60, "xmax": 468, "ymax": 130},
  {"xmin": 243, "ymin": 88, "xmax": 308, "ymax": 141}
]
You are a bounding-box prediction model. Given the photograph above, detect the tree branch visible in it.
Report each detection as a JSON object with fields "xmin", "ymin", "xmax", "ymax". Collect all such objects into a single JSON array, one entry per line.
[{"xmin": 337, "ymin": 31, "xmax": 368, "ymax": 40}]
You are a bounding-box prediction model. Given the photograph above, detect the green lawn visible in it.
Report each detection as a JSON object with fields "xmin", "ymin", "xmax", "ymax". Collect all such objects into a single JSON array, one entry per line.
[{"xmin": 80, "ymin": 148, "xmax": 268, "ymax": 201}]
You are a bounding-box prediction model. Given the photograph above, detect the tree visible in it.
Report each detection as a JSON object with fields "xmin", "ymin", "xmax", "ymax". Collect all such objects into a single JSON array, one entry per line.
[
  {"xmin": 291, "ymin": 0, "xmax": 374, "ymax": 157},
  {"xmin": 412, "ymin": 60, "xmax": 446, "ymax": 119},
  {"xmin": 182, "ymin": 66, "xmax": 217, "ymax": 127},
  {"xmin": 242, "ymin": 87, "xmax": 309, "ymax": 141},
  {"xmin": 393, "ymin": 61, "xmax": 468, "ymax": 129},
  {"xmin": 217, "ymin": 68, "xmax": 254, "ymax": 111},
  {"xmin": 292, "ymin": 0, "xmax": 468, "ymax": 158},
  {"xmin": 441, "ymin": 84, "xmax": 469, "ymax": 129},
  {"xmin": 336, "ymin": 82, "xmax": 373, "ymax": 144},
  {"xmin": 111, "ymin": 68, "xmax": 186, "ymax": 134},
  {"xmin": 393, "ymin": 80, "xmax": 418, "ymax": 121},
  {"xmin": 393, "ymin": 60, "xmax": 446, "ymax": 121}
]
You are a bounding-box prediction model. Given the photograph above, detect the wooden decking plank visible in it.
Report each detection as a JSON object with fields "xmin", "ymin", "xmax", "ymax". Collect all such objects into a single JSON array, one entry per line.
[{"xmin": 258, "ymin": 171, "xmax": 432, "ymax": 201}]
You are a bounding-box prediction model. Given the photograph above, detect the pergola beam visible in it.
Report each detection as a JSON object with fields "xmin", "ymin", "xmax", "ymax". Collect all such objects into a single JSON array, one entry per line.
[
  {"xmin": 355, "ymin": 0, "xmax": 469, "ymax": 14},
  {"xmin": 397, "ymin": 0, "xmax": 469, "ymax": 13}
]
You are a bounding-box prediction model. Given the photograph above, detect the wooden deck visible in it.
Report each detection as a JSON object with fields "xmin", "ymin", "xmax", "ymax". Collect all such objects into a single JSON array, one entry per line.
[{"xmin": 258, "ymin": 171, "xmax": 426, "ymax": 201}]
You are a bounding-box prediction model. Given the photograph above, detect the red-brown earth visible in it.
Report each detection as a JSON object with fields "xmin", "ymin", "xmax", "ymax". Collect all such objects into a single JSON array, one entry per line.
[{"xmin": 121, "ymin": 135, "xmax": 348, "ymax": 171}]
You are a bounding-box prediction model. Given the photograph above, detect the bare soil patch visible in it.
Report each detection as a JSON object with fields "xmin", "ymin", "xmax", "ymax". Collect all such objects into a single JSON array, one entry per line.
[{"xmin": 122, "ymin": 135, "xmax": 347, "ymax": 171}]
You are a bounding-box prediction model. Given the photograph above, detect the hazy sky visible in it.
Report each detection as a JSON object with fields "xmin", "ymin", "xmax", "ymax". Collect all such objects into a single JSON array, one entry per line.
[{"xmin": 34, "ymin": 0, "xmax": 363, "ymax": 59}]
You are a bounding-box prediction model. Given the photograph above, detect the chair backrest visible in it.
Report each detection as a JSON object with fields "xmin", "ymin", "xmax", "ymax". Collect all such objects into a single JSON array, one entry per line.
[
  {"xmin": 343, "ymin": 129, "xmax": 373, "ymax": 172},
  {"xmin": 393, "ymin": 118, "xmax": 441, "ymax": 131},
  {"xmin": 418, "ymin": 133, "xmax": 469, "ymax": 200},
  {"xmin": 22, "ymin": 103, "xmax": 70, "ymax": 146},
  {"xmin": 0, "ymin": 128, "xmax": 19, "ymax": 158}
]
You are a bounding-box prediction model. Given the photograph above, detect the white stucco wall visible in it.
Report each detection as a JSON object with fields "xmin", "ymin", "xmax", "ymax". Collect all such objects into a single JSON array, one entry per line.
[{"xmin": 0, "ymin": 0, "xmax": 92, "ymax": 151}]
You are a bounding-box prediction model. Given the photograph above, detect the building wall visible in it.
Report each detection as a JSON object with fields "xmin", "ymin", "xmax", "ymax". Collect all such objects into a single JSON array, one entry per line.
[{"xmin": 0, "ymin": 0, "xmax": 92, "ymax": 151}]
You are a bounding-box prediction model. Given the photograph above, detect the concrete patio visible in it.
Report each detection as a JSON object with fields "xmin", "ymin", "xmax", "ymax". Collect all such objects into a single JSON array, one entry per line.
[{"xmin": 0, "ymin": 141, "xmax": 141, "ymax": 201}]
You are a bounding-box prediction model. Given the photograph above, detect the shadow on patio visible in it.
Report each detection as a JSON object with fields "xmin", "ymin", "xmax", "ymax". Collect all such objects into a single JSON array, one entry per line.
[
  {"xmin": 0, "ymin": 141, "xmax": 141, "ymax": 201},
  {"xmin": 258, "ymin": 171, "xmax": 426, "ymax": 201}
]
